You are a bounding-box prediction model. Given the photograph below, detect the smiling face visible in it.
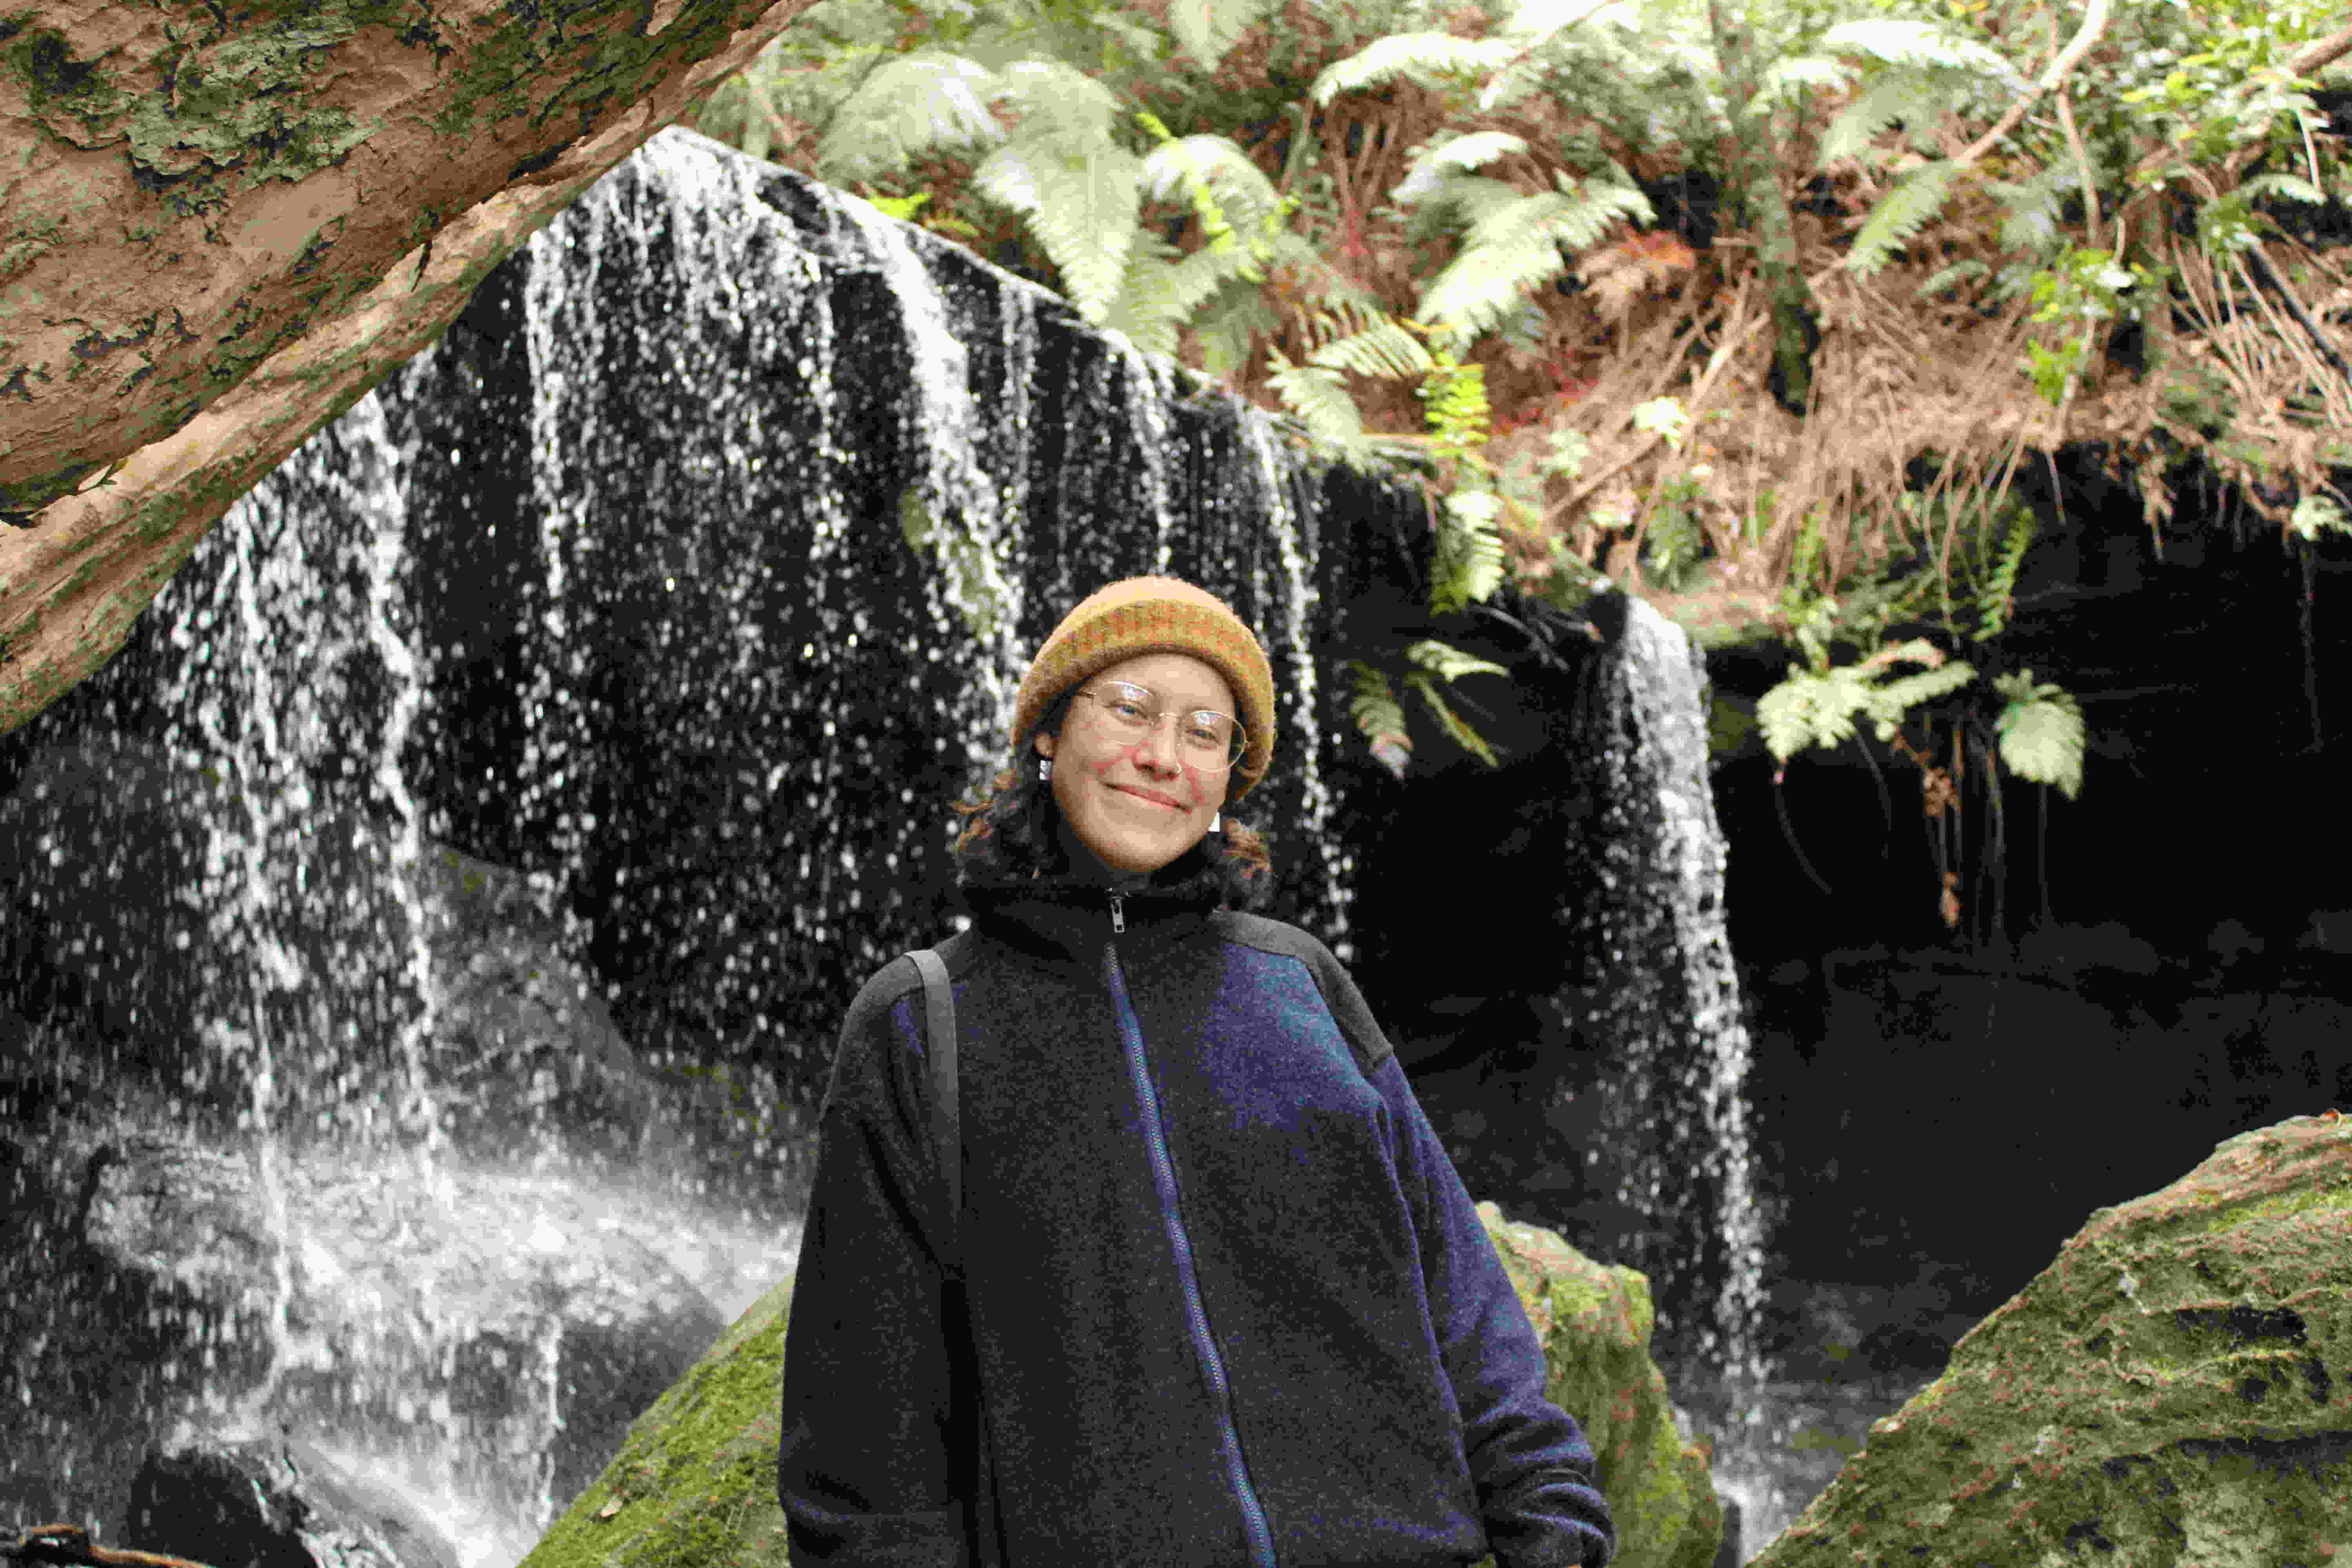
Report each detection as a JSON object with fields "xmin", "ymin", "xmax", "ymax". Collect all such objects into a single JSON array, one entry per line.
[{"xmin": 1034, "ymin": 652, "xmax": 1238, "ymax": 876}]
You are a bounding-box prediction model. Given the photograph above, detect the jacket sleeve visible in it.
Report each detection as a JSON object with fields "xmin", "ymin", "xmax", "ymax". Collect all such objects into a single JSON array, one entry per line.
[
  {"xmin": 1370, "ymin": 1052, "xmax": 1618, "ymax": 1568},
  {"xmin": 777, "ymin": 963, "xmax": 964, "ymax": 1567}
]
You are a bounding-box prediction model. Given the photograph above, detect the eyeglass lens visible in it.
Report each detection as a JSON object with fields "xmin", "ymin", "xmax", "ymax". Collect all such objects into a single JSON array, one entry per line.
[{"xmin": 1093, "ymin": 684, "xmax": 1245, "ymax": 768}]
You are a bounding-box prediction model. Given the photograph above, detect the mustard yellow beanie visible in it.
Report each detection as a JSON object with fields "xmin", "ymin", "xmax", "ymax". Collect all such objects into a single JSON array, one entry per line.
[{"xmin": 1012, "ymin": 576, "xmax": 1276, "ymax": 804}]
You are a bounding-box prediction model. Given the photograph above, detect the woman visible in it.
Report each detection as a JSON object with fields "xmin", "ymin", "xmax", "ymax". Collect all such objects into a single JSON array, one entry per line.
[{"xmin": 778, "ymin": 575, "xmax": 1616, "ymax": 1568}]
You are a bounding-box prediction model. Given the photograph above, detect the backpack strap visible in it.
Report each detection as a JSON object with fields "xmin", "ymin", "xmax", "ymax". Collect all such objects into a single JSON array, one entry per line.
[
  {"xmin": 909, "ymin": 947, "xmax": 958, "ymax": 1278},
  {"xmin": 907, "ymin": 945, "xmax": 1002, "ymax": 1564}
]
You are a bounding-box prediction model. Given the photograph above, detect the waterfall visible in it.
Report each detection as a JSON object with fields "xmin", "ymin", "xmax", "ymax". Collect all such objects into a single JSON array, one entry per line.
[{"xmin": 0, "ymin": 124, "xmax": 1763, "ymax": 1552}]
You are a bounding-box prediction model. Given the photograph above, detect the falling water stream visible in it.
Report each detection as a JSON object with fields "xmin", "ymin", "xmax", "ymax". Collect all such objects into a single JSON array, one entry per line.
[{"xmin": 0, "ymin": 127, "xmax": 1775, "ymax": 1560}]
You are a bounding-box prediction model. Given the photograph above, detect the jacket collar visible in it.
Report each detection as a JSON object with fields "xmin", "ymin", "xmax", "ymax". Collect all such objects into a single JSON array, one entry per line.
[{"xmin": 961, "ymin": 832, "xmax": 1223, "ymax": 965}]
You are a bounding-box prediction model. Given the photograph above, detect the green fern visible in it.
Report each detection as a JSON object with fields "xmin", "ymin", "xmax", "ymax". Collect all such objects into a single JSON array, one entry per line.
[
  {"xmin": 1406, "ymin": 671, "xmax": 1503, "ymax": 766},
  {"xmin": 1992, "ymin": 670, "xmax": 2083, "ymax": 799},
  {"xmin": 1758, "ymin": 640, "xmax": 1976, "ymax": 764},
  {"xmin": 1413, "ymin": 174, "xmax": 1653, "ymax": 338},
  {"xmin": 813, "ymin": 50, "xmax": 1005, "ymax": 186},
  {"xmin": 1095, "ymin": 233, "xmax": 1205, "ymax": 360},
  {"xmin": 1758, "ymin": 665, "xmax": 1871, "ymax": 761},
  {"xmin": 1974, "ymin": 508, "xmax": 2035, "ymax": 641},
  {"xmin": 1749, "ymin": 51, "xmax": 1857, "ymax": 117},
  {"xmin": 1399, "ymin": 637, "xmax": 1509, "ymax": 765},
  {"xmin": 1846, "ymin": 158, "xmax": 1960, "ymax": 276},
  {"xmin": 1811, "ymin": 17, "xmax": 2019, "ymax": 83},
  {"xmin": 1165, "ymin": 0, "xmax": 1280, "ymax": 72},
  {"xmin": 1917, "ymin": 257, "xmax": 1989, "ymax": 297},
  {"xmin": 1265, "ymin": 343, "xmax": 1372, "ymax": 457},
  {"xmin": 1818, "ymin": 71, "xmax": 1956, "ymax": 166},
  {"xmin": 1406, "ymin": 637, "xmax": 1509, "ymax": 684},
  {"xmin": 1307, "ymin": 30, "xmax": 1517, "ymax": 107},
  {"xmin": 1310, "ymin": 318, "xmax": 1441, "ymax": 381},
  {"xmin": 1862, "ymin": 659, "xmax": 1975, "ymax": 737},
  {"xmin": 971, "ymin": 138, "xmax": 1143, "ymax": 325},
  {"xmin": 1430, "ymin": 486, "xmax": 1506, "ymax": 616},
  {"xmin": 1134, "ymin": 115, "xmax": 1291, "ymax": 267},
  {"xmin": 1419, "ymin": 347, "xmax": 1489, "ymax": 454},
  {"xmin": 1347, "ymin": 660, "xmax": 1412, "ymax": 777},
  {"xmin": 1389, "ymin": 131, "xmax": 1533, "ymax": 206}
]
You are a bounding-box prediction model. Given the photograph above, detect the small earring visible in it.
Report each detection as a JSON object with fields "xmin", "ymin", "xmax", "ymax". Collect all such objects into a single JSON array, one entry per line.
[
  {"xmin": 1210, "ymin": 810, "xmax": 1221, "ymax": 832},
  {"xmin": 1039, "ymin": 757, "xmax": 1052, "ymax": 780}
]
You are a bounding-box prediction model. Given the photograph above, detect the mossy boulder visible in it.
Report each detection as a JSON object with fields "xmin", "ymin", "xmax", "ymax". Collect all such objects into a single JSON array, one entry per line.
[
  {"xmin": 1478, "ymin": 1203, "xmax": 1727, "ymax": 1568},
  {"xmin": 519, "ymin": 1206, "xmax": 1721, "ymax": 1566},
  {"xmin": 1751, "ymin": 1112, "xmax": 2352, "ymax": 1568}
]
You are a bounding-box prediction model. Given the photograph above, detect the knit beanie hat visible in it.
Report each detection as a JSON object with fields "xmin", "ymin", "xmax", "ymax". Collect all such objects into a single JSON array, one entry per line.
[{"xmin": 1012, "ymin": 576, "xmax": 1276, "ymax": 804}]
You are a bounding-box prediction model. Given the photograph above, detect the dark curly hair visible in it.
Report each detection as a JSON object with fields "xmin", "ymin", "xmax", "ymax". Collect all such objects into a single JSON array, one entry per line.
[{"xmin": 950, "ymin": 686, "xmax": 1276, "ymax": 912}]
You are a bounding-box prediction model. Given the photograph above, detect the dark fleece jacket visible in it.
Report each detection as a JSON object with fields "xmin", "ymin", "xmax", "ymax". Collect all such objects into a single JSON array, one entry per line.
[{"xmin": 777, "ymin": 856, "xmax": 1616, "ymax": 1568}]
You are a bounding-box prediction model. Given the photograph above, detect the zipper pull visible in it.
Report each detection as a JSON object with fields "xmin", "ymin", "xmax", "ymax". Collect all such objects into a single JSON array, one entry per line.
[{"xmin": 1110, "ymin": 892, "xmax": 1125, "ymax": 934}]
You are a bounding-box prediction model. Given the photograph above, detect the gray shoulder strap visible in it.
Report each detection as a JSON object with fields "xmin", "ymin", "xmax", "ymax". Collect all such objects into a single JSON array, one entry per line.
[{"xmin": 908, "ymin": 947, "xmax": 957, "ymax": 1273}]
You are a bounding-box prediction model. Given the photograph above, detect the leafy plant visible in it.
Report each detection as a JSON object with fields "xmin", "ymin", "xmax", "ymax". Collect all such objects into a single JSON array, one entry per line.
[
  {"xmin": 1757, "ymin": 637, "xmax": 1975, "ymax": 773},
  {"xmin": 686, "ymin": 0, "xmax": 2352, "ymax": 812},
  {"xmin": 1990, "ymin": 668, "xmax": 2083, "ymax": 799}
]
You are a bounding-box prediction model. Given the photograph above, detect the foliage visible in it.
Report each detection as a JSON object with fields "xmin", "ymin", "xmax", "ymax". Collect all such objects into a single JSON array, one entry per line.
[
  {"xmin": 1991, "ymin": 668, "xmax": 2083, "ymax": 800},
  {"xmin": 684, "ymin": 0, "xmax": 2352, "ymax": 813},
  {"xmin": 1757, "ymin": 638, "xmax": 1975, "ymax": 769}
]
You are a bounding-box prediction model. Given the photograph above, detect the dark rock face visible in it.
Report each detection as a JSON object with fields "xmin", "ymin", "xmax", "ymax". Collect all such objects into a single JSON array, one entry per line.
[{"xmin": 127, "ymin": 1437, "xmax": 459, "ymax": 1568}]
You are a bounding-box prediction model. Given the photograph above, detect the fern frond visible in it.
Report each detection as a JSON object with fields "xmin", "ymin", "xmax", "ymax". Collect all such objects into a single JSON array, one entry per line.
[
  {"xmin": 1918, "ymin": 258, "xmax": 1989, "ymax": 297},
  {"xmin": 972, "ymin": 139, "xmax": 1142, "ymax": 325},
  {"xmin": 1415, "ymin": 180, "xmax": 1649, "ymax": 337},
  {"xmin": 1431, "ymin": 488, "xmax": 1506, "ymax": 615},
  {"xmin": 1986, "ymin": 171, "xmax": 2065, "ymax": 255},
  {"xmin": 1138, "ymin": 131, "xmax": 1289, "ymax": 239},
  {"xmin": 1266, "ymin": 344, "xmax": 1370, "ymax": 453},
  {"xmin": 1347, "ymin": 660, "xmax": 1413, "ymax": 777},
  {"xmin": 1975, "ymin": 509, "xmax": 2035, "ymax": 640},
  {"xmin": 1861, "ymin": 661, "xmax": 1975, "ymax": 738},
  {"xmin": 1818, "ymin": 71, "xmax": 1951, "ymax": 167},
  {"xmin": 1405, "ymin": 672, "xmax": 1502, "ymax": 765},
  {"xmin": 1097, "ymin": 234, "xmax": 1196, "ymax": 361},
  {"xmin": 1846, "ymin": 158, "xmax": 1960, "ymax": 275},
  {"xmin": 1758, "ymin": 667, "xmax": 1867, "ymax": 762},
  {"xmin": 1992, "ymin": 672, "xmax": 2083, "ymax": 799},
  {"xmin": 1309, "ymin": 317, "xmax": 1439, "ymax": 380},
  {"xmin": 1472, "ymin": 0, "xmax": 1636, "ymax": 113},
  {"xmin": 1390, "ymin": 131, "xmax": 1533, "ymax": 206},
  {"xmin": 1166, "ymin": 0, "xmax": 1280, "ymax": 71},
  {"xmin": 1406, "ymin": 637, "xmax": 1510, "ymax": 682},
  {"xmin": 992, "ymin": 59, "xmax": 1123, "ymax": 149},
  {"xmin": 2243, "ymin": 172, "xmax": 2327, "ymax": 206},
  {"xmin": 1308, "ymin": 31, "xmax": 1516, "ymax": 107},
  {"xmin": 1751, "ymin": 53, "xmax": 1857, "ymax": 117},
  {"xmin": 1814, "ymin": 18, "xmax": 2020, "ymax": 86},
  {"xmin": 814, "ymin": 50, "xmax": 1004, "ymax": 186},
  {"xmin": 1760, "ymin": 639, "xmax": 1977, "ymax": 762},
  {"xmin": 1191, "ymin": 284, "xmax": 1283, "ymax": 380}
]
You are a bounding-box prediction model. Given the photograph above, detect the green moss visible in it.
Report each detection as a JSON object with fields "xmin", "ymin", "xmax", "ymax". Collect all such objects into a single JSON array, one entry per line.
[
  {"xmin": 6, "ymin": 24, "xmax": 111, "ymax": 109},
  {"xmin": 520, "ymin": 1276, "xmax": 796, "ymax": 1568},
  {"xmin": 1751, "ymin": 1118, "xmax": 2352, "ymax": 1567},
  {"xmin": 523, "ymin": 1213, "xmax": 1722, "ymax": 1567}
]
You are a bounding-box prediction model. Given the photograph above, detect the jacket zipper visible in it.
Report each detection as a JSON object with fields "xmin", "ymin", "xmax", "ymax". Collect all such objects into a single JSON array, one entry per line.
[{"xmin": 1102, "ymin": 931, "xmax": 1278, "ymax": 1568}]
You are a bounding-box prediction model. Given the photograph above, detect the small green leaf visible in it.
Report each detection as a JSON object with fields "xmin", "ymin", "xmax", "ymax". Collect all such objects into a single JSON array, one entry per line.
[{"xmin": 1996, "ymin": 685, "xmax": 2084, "ymax": 799}]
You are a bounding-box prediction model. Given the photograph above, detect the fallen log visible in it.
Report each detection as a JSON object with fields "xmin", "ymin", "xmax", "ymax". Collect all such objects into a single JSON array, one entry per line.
[{"xmin": 1, "ymin": 1525, "xmax": 214, "ymax": 1568}]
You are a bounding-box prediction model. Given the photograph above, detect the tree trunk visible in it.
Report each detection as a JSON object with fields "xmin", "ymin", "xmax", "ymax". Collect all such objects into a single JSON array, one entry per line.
[{"xmin": 0, "ymin": 0, "xmax": 823, "ymax": 737}]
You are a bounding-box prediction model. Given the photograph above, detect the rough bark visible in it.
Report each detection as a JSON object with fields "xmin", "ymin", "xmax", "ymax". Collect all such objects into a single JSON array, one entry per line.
[{"xmin": 0, "ymin": 0, "xmax": 824, "ymax": 738}]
